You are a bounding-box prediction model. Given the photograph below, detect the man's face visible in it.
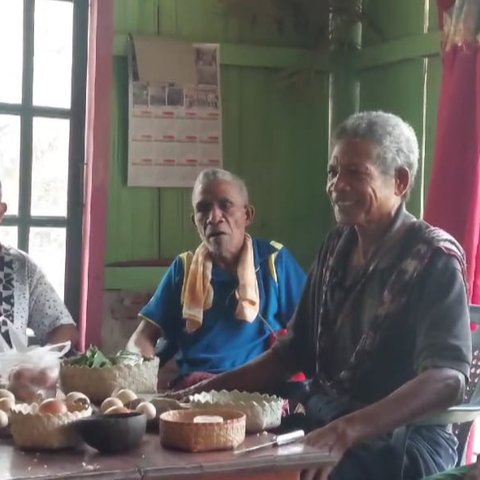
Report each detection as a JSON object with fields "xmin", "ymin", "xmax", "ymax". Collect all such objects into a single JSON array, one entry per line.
[
  {"xmin": 192, "ymin": 179, "xmax": 253, "ymax": 259},
  {"xmin": 326, "ymin": 138, "xmax": 403, "ymax": 227}
]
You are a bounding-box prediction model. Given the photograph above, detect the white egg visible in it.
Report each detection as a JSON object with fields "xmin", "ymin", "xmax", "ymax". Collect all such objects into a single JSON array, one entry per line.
[
  {"xmin": 65, "ymin": 391, "xmax": 90, "ymax": 404},
  {"xmin": 100, "ymin": 397, "xmax": 123, "ymax": 413},
  {"xmin": 0, "ymin": 410, "xmax": 8, "ymax": 429},
  {"xmin": 0, "ymin": 397, "xmax": 15, "ymax": 413},
  {"xmin": 135, "ymin": 401, "xmax": 156, "ymax": 420},
  {"xmin": 0, "ymin": 389, "xmax": 15, "ymax": 403},
  {"xmin": 115, "ymin": 389, "xmax": 137, "ymax": 405}
]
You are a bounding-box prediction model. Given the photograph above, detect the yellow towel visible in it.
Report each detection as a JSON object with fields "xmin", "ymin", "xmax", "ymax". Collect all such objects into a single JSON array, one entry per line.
[{"xmin": 182, "ymin": 234, "xmax": 259, "ymax": 333}]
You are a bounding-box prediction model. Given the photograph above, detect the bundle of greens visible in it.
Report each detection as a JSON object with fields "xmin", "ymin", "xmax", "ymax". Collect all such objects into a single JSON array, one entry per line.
[{"xmin": 67, "ymin": 346, "xmax": 143, "ymax": 368}]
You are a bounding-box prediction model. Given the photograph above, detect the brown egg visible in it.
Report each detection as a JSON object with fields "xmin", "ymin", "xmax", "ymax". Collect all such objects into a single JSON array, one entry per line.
[
  {"xmin": 8, "ymin": 367, "xmax": 36, "ymax": 384},
  {"xmin": 103, "ymin": 405, "xmax": 130, "ymax": 415},
  {"xmin": 38, "ymin": 399, "xmax": 68, "ymax": 416},
  {"xmin": 34, "ymin": 368, "xmax": 58, "ymax": 388},
  {"xmin": 8, "ymin": 380, "xmax": 38, "ymax": 403}
]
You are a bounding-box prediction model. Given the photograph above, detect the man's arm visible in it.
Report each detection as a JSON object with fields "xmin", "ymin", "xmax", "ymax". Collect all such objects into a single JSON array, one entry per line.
[
  {"xmin": 302, "ymin": 367, "xmax": 464, "ymax": 480},
  {"xmin": 27, "ymin": 257, "xmax": 77, "ymax": 347},
  {"xmin": 126, "ymin": 318, "xmax": 162, "ymax": 359},
  {"xmin": 169, "ymin": 348, "xmax": 294, "ymax": 398},
  {"xmin": 127, "ymin": 258, "xmax": 184, "ymax": 358},
  {"xmin": 308, "ymin": 367, "xmax": 463, "ymax": 449},
  {"xmin": 46, "ymin": 324, "xmax": 79, "ymax": 347}
]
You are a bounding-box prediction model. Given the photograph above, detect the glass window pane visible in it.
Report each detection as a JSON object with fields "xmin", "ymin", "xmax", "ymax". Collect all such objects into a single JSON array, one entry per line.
[
  {"xmin": 33, "ymin": 0, "xmax": 73, "ymax": 108},
  {"xmin": 0, "ymin": 115, "xmax": 20, "ymax": 215},
  {"xmin": 29, "ymin": 227, "xmax": 66, "ymax": 299},
  {"xmin": 0, "ymin": 226, "xmax": 18, "ymax": 249},
  {"xmin": 32, "ymin": 117, "xmax": 70, "ymax": 216},
  {"xmin": 0, "ymin": 1, "xmax": 23, "ymax": 104}
]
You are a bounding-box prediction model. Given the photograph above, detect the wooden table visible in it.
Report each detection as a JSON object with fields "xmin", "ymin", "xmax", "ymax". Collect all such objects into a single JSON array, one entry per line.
[{"xmin": 0, "ymin": 433, "xmax": 336, "ymax": 480}]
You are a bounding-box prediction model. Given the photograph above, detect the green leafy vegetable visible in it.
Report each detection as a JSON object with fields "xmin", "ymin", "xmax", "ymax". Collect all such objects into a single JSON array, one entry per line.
[{"xmin": 68, "ymin": 346, "xmax": 113, "ymax": 368}]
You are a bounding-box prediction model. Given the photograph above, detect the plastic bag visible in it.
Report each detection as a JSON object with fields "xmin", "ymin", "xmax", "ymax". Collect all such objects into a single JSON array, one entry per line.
[{"xmin": 0, "ymin": 318, "xmax": 70, "ymax": 402}]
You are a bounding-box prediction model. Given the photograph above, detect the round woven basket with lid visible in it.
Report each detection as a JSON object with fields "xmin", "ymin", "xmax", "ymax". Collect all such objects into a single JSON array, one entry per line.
[
  {"xmin": 159, "ymin": 408, "xmax": 246, "ymax": 452},
  {"xmin": 60, "ymin": 357, "xmax": 159, "ymax": 403}
]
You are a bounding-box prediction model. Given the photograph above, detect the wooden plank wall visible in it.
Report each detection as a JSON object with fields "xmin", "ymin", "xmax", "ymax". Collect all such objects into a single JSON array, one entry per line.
[
  {"xmin": 353, "ymin": 0, "xmax": 441, "ymax": 218},
  {"xmin": 106, "ymin": 0, "xmax": 443, "ymax": 288},
  {"xmin": 107, "ymin": 0, "xmax": 332, "ymax": 277}
]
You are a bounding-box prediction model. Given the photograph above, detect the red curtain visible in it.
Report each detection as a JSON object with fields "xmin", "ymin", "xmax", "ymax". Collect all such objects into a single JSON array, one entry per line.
[{"xmin": 424, "ymin": 0, "xmax": 480, "ymax": 305}]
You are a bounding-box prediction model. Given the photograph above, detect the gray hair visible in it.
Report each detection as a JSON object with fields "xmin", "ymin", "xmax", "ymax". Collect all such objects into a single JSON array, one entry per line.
[
  {"xmin": 192, "ymin": 168, "xmax": 249, "ymax": 205},
  {"xmin": 332, "ymin": 111, "xmax": 419, "ymax": 194}
]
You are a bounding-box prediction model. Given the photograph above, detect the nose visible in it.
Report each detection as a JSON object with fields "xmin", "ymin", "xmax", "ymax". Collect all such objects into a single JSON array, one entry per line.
[
  {"xmin": 207, "ymin": 205, "xmax": 223, "ymax": 223},
  {"xmin": 328, "ymin": 172, "xmax": 349, "ymax": 194}
]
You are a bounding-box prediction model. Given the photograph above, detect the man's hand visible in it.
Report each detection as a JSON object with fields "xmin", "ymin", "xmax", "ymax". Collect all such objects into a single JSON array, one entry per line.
[
  {"xmin": 126, "ymin": 319, "xmax": 161, "ymax": 359},
  {"xmin": 466, "ymin": 456, "xmax": 480, "ymax": 480},
  {"xmin": 301, "ymin": 418, "xmax": 355, "ymax": 480}
]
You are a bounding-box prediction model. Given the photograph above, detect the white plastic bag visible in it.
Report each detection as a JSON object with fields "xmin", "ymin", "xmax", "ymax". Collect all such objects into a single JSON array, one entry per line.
[{"xmin": 0, "ymin": 318, "xmax": 70, "ymax": 401}]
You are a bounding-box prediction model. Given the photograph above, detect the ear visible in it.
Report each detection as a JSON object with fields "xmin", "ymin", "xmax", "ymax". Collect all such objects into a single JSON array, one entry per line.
[
  {"xmin": 394, "ymin": 167, "xmax": 411, "ymax": 198},
  {"xmin": 190, "ymin": 212, "xmax": 196, "ymax": 227},
  {"xmin": 0, "ymin": 203, "xmax": 7, "ymax": 223},
  {"xmin": 245, "ymin": 204, "xmax": 255, "ymax": 227}
]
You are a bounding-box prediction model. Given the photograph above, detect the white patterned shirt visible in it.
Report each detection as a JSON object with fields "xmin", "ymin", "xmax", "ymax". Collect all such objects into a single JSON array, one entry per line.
[{"xmin": 0, "ymin": 245, "xmax": 75, "ymax": 346}]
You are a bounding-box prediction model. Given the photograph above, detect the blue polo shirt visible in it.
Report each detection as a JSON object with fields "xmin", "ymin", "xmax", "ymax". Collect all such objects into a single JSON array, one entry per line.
[{"xmin": 140, "ymin": 239, "xmax": 306, "ymax": 376}]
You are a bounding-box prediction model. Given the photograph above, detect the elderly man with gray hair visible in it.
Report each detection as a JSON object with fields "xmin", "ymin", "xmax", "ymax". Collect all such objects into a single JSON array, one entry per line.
[
  {"xmin": 173, "ymin": 111, "xmax": 471, "ymax": 480},
  {"xmin": 127, "ymin": 168, "xmax": 306, "ymax": 389}
]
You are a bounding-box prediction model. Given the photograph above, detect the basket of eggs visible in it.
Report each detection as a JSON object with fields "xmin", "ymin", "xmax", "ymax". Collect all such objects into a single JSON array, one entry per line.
[
  {"xmin": 9, "ymin": 392, "xmax": 92, "ymax": 450},
  {"xmin": 60, "ymin": 347, "xmax": 159, "ymax": 403}
]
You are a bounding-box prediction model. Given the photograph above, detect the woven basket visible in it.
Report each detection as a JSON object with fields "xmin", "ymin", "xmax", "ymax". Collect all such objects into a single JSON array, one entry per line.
[
  {"xmin": 60, "ymin": 357, "xmax": 159, "ymax": 403},
  {"xmin": 188, "ymin": 390, "xmax": 283, "ymax": 433},
  {"xmin": 159, "ymin": 408, "xmax": 246, "ymax": 452},
  {"xmin": 10, "ymin": 403, "xmax": 92, "ymax": 450}
]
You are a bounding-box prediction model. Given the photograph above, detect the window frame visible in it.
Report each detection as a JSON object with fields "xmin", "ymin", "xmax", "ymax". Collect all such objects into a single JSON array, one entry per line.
[{"xmin": 0, "ymin": 0, "xmax": 88, "ymax": 321}]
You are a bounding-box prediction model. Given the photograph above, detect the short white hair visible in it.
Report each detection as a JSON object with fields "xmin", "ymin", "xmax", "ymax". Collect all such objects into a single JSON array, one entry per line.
[
  {"xmin": 332, "ymin": 111, "xmax": 419, "ymax": 195},
  {"xmin": 192, "ymin": 168, "xmax": 249, "ymax": 205}
]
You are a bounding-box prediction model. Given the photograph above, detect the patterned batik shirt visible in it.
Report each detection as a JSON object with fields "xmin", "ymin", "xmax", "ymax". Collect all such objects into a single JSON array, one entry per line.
[{"xmin": 0, "ymin": 245, "xmax": 75, "ymax": 346}]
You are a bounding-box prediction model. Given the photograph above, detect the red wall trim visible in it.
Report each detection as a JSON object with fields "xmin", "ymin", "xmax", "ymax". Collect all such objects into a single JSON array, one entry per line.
[{"xmin": 80, "ymin": 0, "xmax": 113, "ymax": 351}]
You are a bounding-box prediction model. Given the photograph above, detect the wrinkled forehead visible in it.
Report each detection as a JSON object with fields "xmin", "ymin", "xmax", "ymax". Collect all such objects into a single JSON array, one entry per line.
[
  {"xmin": 329, "ymin": 137, "xmax": 379, "ymax": 168},
  {"xmin": 192, "ymin": 179, "xmax": 246, "ymax": 206}
]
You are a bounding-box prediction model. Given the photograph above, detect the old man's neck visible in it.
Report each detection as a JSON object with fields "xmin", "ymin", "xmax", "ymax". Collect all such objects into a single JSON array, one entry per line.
[{"xmin": 211, "ymin": 250, "xmax": 241, "ymax": 274}]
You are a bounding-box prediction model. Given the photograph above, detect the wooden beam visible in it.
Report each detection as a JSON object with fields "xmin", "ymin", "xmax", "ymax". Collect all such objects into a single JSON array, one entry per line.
[
  {"xmin": 81, "ymin": 0, "xmax": 113, "ymax": 351},
  {"xmin": 352, "ymin": 32, "xmax": 441, "ymax": 70},
  {"xmin": 114, "ymin": 34, "xmax": 332, "ymax": 70},
  {"xmin": 114, "ymin": 32, "xmax": 440, "ymax": 72}
]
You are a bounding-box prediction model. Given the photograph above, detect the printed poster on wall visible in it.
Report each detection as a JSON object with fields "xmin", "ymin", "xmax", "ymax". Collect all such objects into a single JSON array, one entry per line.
[{"xmin": 127, "ymin": 36, "xmax": 222, "ymax": 187}]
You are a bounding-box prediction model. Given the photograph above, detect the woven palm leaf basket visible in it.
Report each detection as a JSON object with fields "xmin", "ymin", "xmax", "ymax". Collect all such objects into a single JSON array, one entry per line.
[
  {"xmin": 10, "ymin": 403, "xmax": 92, "ymax": 450},
  {"xmin": 159, "ymin": 408, "xmax": 246, "ymax": 452},
  {"xmin": 60, "ymin": 357, "xmax": 159, "ymax": 403}
]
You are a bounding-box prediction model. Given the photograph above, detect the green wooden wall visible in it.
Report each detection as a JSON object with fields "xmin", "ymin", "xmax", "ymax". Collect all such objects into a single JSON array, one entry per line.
[
  {"xmin": 352, "ymin": 0, "xmax": 441, "ymax": 218},
  {"xmin": 106, "ymin": 0, "xmax": 443, "ymax": 289},
  {"xmin": 107, "ymin": 0, "xmax": 332, "ymax": 279}
]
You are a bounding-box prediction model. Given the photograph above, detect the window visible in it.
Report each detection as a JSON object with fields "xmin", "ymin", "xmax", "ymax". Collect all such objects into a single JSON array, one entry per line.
[{"xmin": 0, "ymin": 0, "xmax": 87, "ymax": 320}]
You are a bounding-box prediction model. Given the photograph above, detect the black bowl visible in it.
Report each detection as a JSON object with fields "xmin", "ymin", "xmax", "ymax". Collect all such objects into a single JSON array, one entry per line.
[{"xmin": 75, "ymin": 412, "xmax": 147, "ymax": 453}]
